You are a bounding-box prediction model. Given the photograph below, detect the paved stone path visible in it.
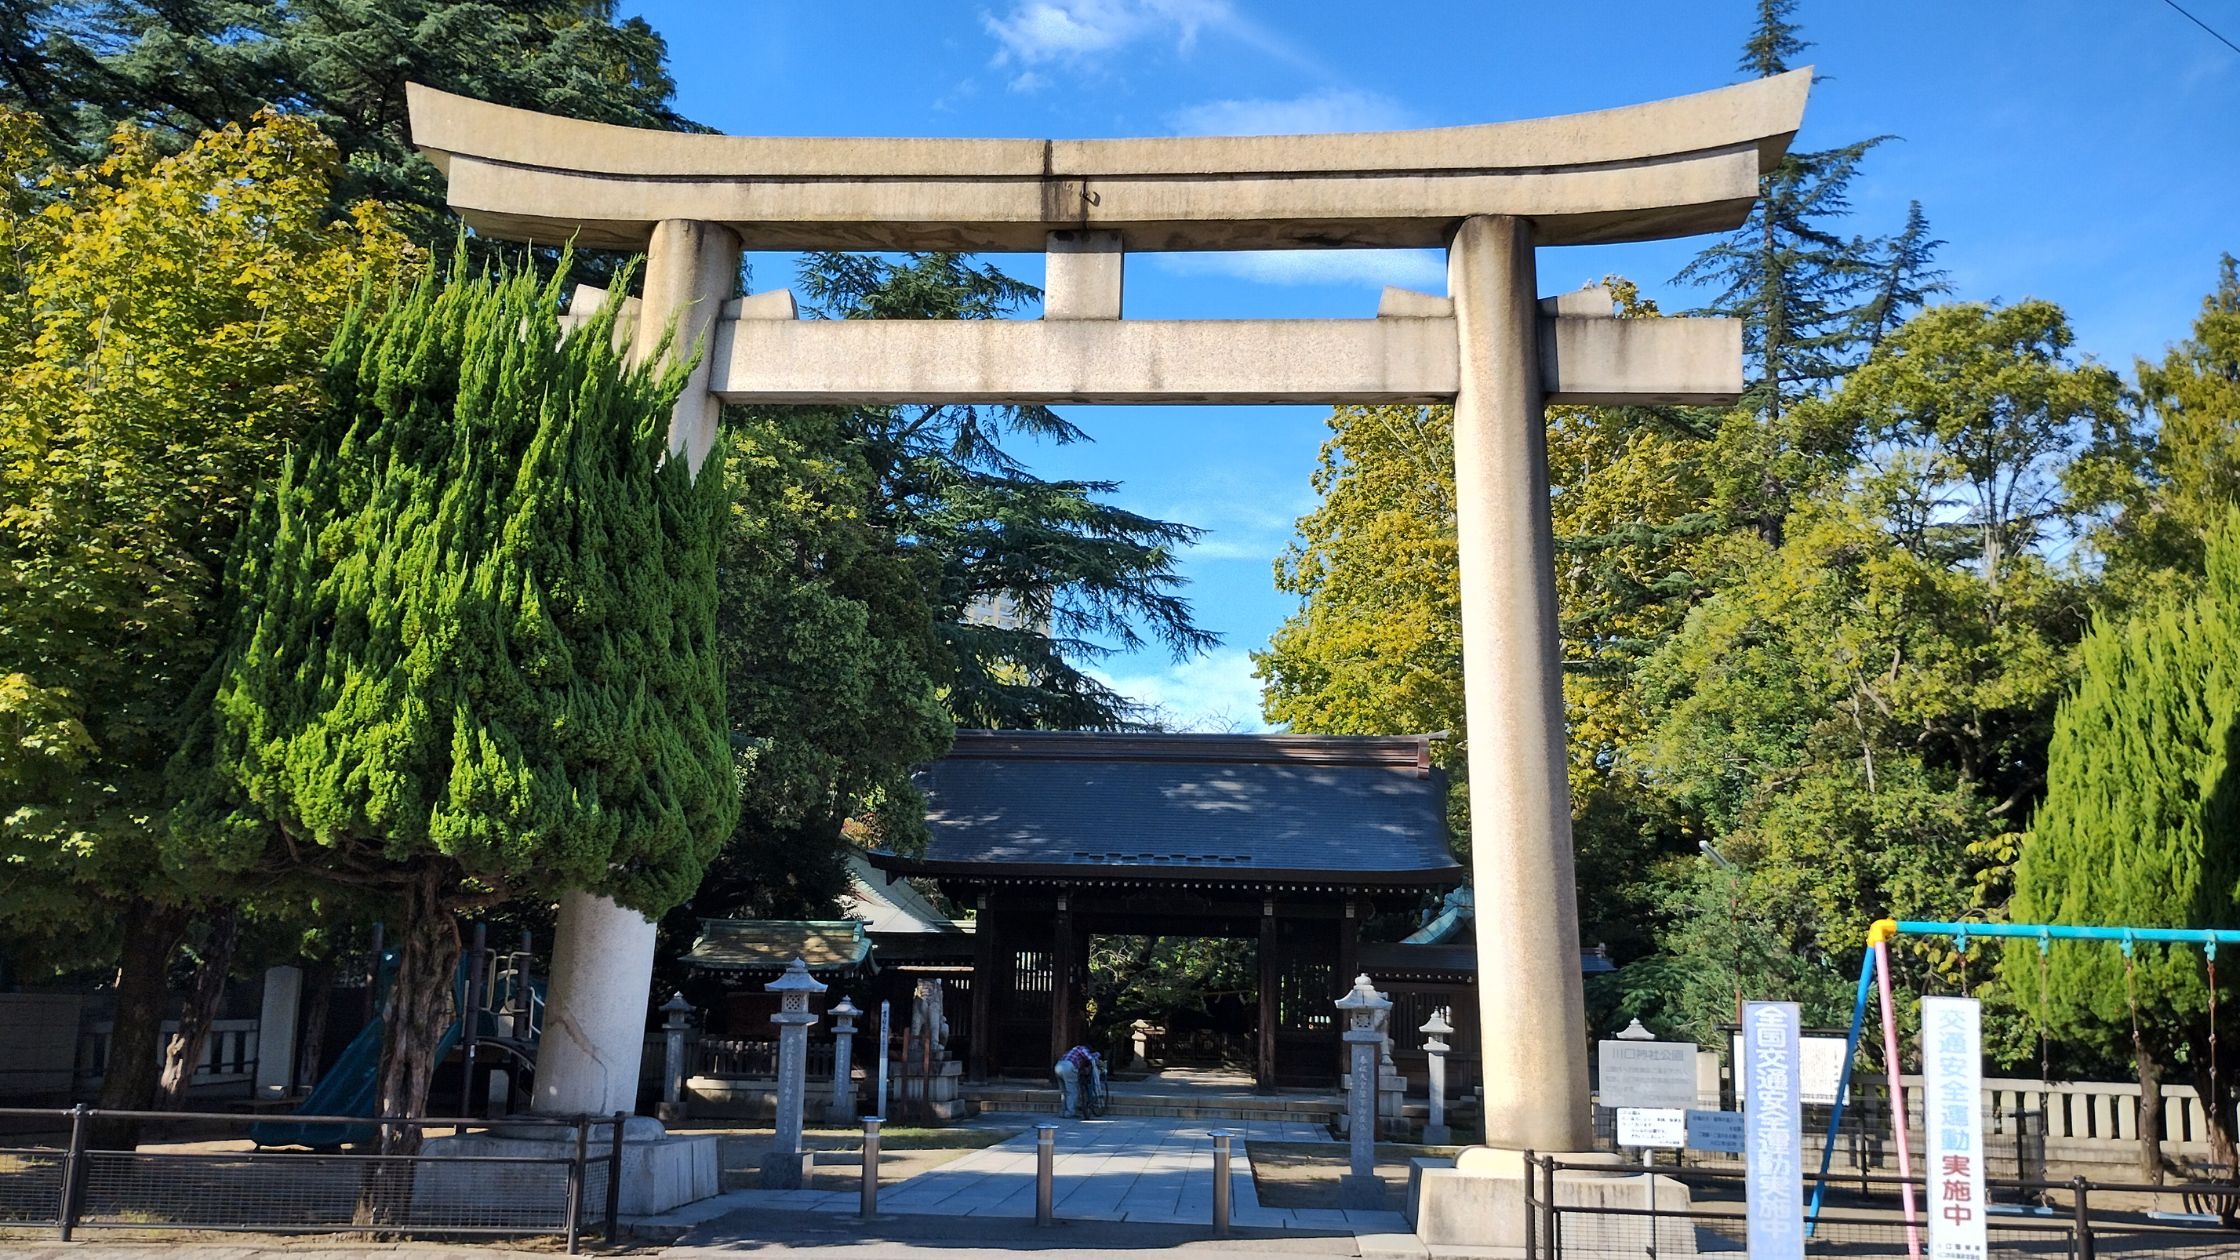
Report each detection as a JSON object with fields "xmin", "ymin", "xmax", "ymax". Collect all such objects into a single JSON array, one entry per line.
[{"xmin": 651, "ymin": 1113, "xmax": 1411, "ymax": 1237}]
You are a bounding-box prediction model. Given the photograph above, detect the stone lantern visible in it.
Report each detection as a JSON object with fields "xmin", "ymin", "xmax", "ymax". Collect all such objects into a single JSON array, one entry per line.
[
  {"xmin": 760, "ymin": 958, "xmax": 826, "ymax": 1189},
  {"xmin": 1334, "ymin": 974, "xmax": 1392, "ymax": 1208}
]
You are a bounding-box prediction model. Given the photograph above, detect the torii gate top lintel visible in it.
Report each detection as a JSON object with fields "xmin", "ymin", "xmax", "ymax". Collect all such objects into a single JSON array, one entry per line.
[{"xmin": 404, "ymin": 70, "xmax": 1809, "ymax": 254}]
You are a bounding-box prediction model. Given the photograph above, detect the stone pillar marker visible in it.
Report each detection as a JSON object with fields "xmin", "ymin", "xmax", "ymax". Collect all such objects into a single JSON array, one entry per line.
[
  {"xmin": 1421, "ymin": 1007, "xmax": 1454, "ymax": 1146},
  {"xmin": 1129, "ymin": 1020, "xmax": 1153, "ymax": 1072},
  {"xmin": 828, "ymin": 996, "xmax": 862, "ymax": 1125},
  {"xmin": 761, "ymin": 958, "xmax": 826, "ymax": 1189},
  {"xmin": 1448, "ymin": 214, "xmax": 1593, "ymax": 1154},
  {"xmin": 1377, "ymin": 995, "xmax": 1407, "ymax": 1138},
  {"xmin": 1336, "ymin": 974, "xmax": 1391, "ymax": 1210},
  {"xmin": 658, "ymin": 993, "xmax": 692, "ymax": 1124}
]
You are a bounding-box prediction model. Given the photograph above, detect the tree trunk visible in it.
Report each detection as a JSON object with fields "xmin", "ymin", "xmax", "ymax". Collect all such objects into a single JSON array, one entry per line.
[
  {"xmin": 91, "ymin": 900, "xmax": 191, "ymax": 1149},
  {"xmin": 373, "ymin": 872, "xmax": 461, "ymax": 1156},
  {"xmin": 2182, "ymin": 1052, "xmax": 2236, "ymax": 1223},
  {"xmin": 157, "ymin": 908, "xmax": 240, "ymax": 1108},
  {"xmin": 295, "ymin": 956, "xmax": 335, "ymax": 1094},
  {"xmin": 2135, "ymin": 1039, "xmax": 2169, "ymax": 1184}
]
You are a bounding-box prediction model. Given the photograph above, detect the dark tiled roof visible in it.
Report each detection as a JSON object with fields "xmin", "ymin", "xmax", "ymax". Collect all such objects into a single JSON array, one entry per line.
[
  {"xmin": 684, "ymin": 919, "xmax": 871, "ymax": 974},
  {"xmin": 893, "ymin": 730, "xmax": 1459, "ymax": 884}
]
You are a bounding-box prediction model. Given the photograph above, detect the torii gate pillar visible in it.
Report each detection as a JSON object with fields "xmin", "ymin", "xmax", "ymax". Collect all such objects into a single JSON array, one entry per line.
[
  {"xmin": 1448, "ymin": 215, "xmax": 1593, "ymax": 1152},
  {"xmin": 531, "ymin": 218, "xmax": 741, "ymax": 1133}
]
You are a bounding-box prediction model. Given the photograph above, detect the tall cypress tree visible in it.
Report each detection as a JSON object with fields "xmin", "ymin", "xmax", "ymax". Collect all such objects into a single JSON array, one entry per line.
[
  {"xmin": 1675, "ymin": 0, "xmax": 1947, "ymax": 544},
  {"xmin": 178, "ymin": 256, "xmax": 734, "ymax": 1147},
  {"xmin": 2005, "ymin": 512, "xmax": 2240, "ymax": 1181}
]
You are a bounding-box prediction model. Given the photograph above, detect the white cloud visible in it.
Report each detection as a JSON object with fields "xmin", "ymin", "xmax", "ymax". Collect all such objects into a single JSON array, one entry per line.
[
  {"xmin": 1153, "ymin": 248, "xmax": 1447, "ymax": 290},
  {"xmin": 1165, "ymin": 87, "xmax": 1414, "ymax": 137},
  {"xmin": 1147, "ymin": 484, "xmax": 1312, "ymax": 564},
  {"xmin": 1008, "ymin": 69, "xmax": 1051, "ymax": 93},
  {"xmin": 982, "ymin": 0, "xmax": 1220, "ymax": 64},
  {"xmin": 1094, "ymin": 649, "xmax": 1274, "ymax": 733},
  {"xmin": 980, "ymin": 0, "xmax": 1318, "ymax": 73}
]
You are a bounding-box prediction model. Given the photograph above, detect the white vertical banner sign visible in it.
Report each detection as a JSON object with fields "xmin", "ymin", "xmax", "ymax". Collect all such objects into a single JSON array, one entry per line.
[
  {"xmin": 1742, "ymin": 1001, "xmax": 1803, "ymax": 1260},
  {"xmin": 1923, "ymin": 997, "xmax": 1988, "ymax": 1260}
]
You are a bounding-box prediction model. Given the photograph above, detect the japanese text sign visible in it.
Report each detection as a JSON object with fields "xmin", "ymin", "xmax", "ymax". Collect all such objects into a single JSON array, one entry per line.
[
  {"xmin": 1923, "ymin": 996, "xmax": 1987, "ymax": 1260},
  {"xmin": 1743, "ymin": 1001, "xmax": 1803, "ymax": 1260}
]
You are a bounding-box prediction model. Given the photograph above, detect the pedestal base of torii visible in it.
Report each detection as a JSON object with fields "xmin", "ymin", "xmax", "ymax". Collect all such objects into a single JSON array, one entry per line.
[
  {"xmin": 1407, "ymin": 1148, "xmax": 1698, "ymax": 1256},
  {"xmin": 417, "ymin": 1119, "xmax": 721, "ymax": 1220}
]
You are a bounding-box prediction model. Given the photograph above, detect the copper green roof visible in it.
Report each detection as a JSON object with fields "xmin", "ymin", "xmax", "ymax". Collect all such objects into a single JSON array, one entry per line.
[{"xmin": 683, "ymin": 919, "xmax": 871, "ymax": 974}]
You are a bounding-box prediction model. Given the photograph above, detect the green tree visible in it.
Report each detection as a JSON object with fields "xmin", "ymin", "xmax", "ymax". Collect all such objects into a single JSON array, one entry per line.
[
  {"xmin": 682, "ymin": 403, "xmax": 954, "ymax": 926},
  {"xmin": 2003, "ymin": 512, "xmax": 2240, "ymax": 1181},
  {"xmin": 1675, "ymin": 1, "xmax": 1946, "ymax": 546},
  {"xmin": 1628, "ymin": 300, "xmax": 2116, "ymax": 1032},
  {"xmin": 683, "ymin": 253, "xmax": 1214, "ymax": 932},
  {"xmin": 177, "ymin": 257, "xmax": 735, "ymax": 1147},
  {"xmin": 0, "ymin": 0, "xmax": 694, "ymax": 242},
  {"xmin": 0, "ymin": 107, "xmax": 412, "ymax": 1124},
  {"xmin": 2080, "ymin": 256, "xmax": 2240, "ymax": 607},
  {"xmin": 796, "ymin": 251, "xmax": 1213, "ymax": 732}
]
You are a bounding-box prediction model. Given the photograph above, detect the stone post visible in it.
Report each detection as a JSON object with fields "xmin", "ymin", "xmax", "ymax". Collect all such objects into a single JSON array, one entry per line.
[
  {"xmin": 1336, "ymin": 974, "xmax": 1391, "ymax": 1210},
  {"xmin": 1421, "ymin": 1006, "xmax": 1454, "ymax": 1145},
  {"xmin": 1448, "ymin": 214, "xmax": 1592, "ymax": 1153},
  {"xmin": 761, "ymin": 958, "xmax": 826, "ymax": 1189},
  {"xmin": 1377, "ymin": 997, "xmax": 1406, "ymax": 1139},
  {"xmin": 1130, "ymin": 1020, "xmax": 1152, "ymax": 1071},
  {"xmin": 658, "ymin": 993, "xmax": 692, "ymax": 1124},
  {"xmin": 254, "ymin": 965, "xmax": 302, "ymax": 1099},
  {"xmin": 828, "ymin": 996, "xmax": 861, "ymax": 1125},
  {"xmin": 534, "ymin": 216, "xmax": 739, "ymax": 1135}
]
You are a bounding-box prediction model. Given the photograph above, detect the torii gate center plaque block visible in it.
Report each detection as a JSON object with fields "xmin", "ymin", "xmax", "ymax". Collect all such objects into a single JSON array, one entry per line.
[{"xmin": 405, "ymin": 71, "xmax": 1807, "ymax": 1231}]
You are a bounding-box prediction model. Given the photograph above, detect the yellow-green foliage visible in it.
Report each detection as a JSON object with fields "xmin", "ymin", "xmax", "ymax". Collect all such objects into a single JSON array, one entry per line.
[
  {"xmin": 182, "ymin": 258, "xmax": 736, "ymax": 916},
  {"xmin": 0, "ymin": 107, "xmax": 413, "ymax": 948}
]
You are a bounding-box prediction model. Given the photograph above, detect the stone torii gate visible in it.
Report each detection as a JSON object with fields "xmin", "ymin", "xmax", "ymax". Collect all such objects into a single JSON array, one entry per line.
[{"xmin": 405, "ymin": 71, "xmax": 1807, "ymax": 1182}]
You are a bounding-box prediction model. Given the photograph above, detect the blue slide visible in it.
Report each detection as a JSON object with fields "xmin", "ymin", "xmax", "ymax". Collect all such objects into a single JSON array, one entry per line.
[{"xmin": 251, "ymin": 953, "xmax": 469, "ymax": 1148}]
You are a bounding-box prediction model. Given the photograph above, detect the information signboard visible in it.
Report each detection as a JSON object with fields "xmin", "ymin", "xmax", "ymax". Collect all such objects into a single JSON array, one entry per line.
[
  {"xmin": 1732, "ymin": 1033, "xmax": 1849, "ymax": 1105},
  {"xmin": 1743, "ymin": 1001, "xmax": 1803, "ymax": 1260},
  {"xmin": 1923, "ymin": 997, "xmax": 1988, "ymax": 1260},
  {"xmin": 1684, "ymin": 1108, "xmax": 1745, "ymax": 1153},
  {"xmin": 1616, "ymin": 1107, "xmax": 1686, "ymax": 1149},
  {"xmin": 1597, "ymin": 1037, "xmax": 1698, "ymax": 1109}
]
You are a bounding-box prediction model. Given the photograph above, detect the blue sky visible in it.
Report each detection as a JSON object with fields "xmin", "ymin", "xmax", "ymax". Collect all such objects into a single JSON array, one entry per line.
[{"xmin": 620, "ymin": 0, "xmax": 2240, "ymax": 730}]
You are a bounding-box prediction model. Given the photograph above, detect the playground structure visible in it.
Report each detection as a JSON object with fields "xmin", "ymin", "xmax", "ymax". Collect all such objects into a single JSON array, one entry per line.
[
  {"xmin": 1810, "ymin": 917, "xmax": 2240, "ymax": 1257},
  {"xmin": 252, "ymin": 925, "xmax": 545, "ymax": 1147}
]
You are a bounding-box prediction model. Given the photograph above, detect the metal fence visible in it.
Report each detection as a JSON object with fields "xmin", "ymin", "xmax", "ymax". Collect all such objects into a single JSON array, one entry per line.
[
  {"xmin": 0, "ymin": 1106, "xmax": 631, "ymax": 1252},
  {"xmin": 1520, "ymin": 1154, "xmax": 2240, "ymax": 1259}
]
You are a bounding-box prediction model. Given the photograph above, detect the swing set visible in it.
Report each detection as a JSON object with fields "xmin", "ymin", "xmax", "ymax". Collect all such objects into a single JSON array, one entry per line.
[{"xmin": 1807, "ymin": 918, "xmax": 2240, "ymax": 1259}]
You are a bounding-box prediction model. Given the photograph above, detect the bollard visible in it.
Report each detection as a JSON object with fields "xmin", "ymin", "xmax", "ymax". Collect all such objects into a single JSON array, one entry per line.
[
  {"xmin": 606, "ymin": 1110, "xmax": 628, "ymax": 1240},
  {"xmin": 1035, "ymin": 1123, "xmax": 1057, "ymax": 1226},
  {"xmin": 2070, "ymin": 1175, "xmax": 2094, "ymax": 1260},
  {"xmin": 1211, "ymin": 1129, "xmax": 1233, "ymax": 1237},
  {"xmin": 565, "ymin": 1115, "xmax": 588, "ymax": 1256},
  {"xmin": 861, "ymin": 1117, "xmax": 882, "ymax": 1217},
  {"xmin": 56, "ymin": 1104, "xmax": 86, "ymax": 1241},
  {"xmin": 1522, "ymin": 1149, "xmax": 1536, "ymax": 1260}
]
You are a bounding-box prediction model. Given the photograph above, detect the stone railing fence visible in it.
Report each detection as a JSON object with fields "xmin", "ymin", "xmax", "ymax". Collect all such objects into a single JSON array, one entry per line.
[
  {"xmin": 75, "ymin": 1018, "xmax": 259, "ymax": 1095},
  {"xmin": 689, "ymin": 1036, "xmax": 835, "ymax": 1082}
]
